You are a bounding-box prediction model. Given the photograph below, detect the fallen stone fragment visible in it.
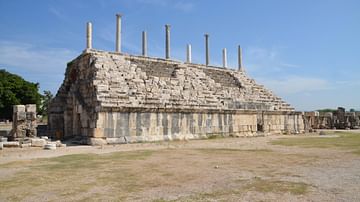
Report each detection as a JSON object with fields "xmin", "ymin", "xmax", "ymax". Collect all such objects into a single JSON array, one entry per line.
[
  {"xmin": 44, "ymin": 143, "xmax": 56, "ymax": 150},
  {"xmin": 31, "ymin": 138, "xmax": 46, "ymax": 147},
  {"xmin": 3, "ymin": 141, "xmax": 20, "ymax": 148},
  {"xmin": 0, "ymin": 137, "xmax": 7, "ymax": 142},
  {"xmin": 88, "ymin": 138, "xmax": 107, "ymax": 146},
  {"xmin": 20, "ymin": 143, "xmax": 31, "ymax": 148}
]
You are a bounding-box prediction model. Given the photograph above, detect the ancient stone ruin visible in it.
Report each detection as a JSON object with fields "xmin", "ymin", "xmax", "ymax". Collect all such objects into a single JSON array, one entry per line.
[
  {"xmin": 48, "ymin": 14, "xmax": 305, "ymax": 145},
  {"xmin": 11, "ymin": 104, "xmax": 37, "ymax": 140},
  {"xmin": 305, "ymin": 107, "xmax": 360, "ymax": 130}
]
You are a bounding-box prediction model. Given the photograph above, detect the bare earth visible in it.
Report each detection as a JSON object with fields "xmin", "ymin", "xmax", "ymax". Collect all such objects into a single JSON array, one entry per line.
[{"xmin": 1, "ymin": 132, "xmax": 360, "ymax": 202}]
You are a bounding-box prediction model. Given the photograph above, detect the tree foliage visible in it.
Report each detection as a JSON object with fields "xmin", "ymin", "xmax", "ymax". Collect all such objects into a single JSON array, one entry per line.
[
  {"xmin": 39, "ymin": 90, "xmax": 53, "ymax": 116},
  {"xmin": 0, "ymin": 69, "xmax": 42, "ymax": 120},
  {"xmin": 316, "ymin": 108, "xmax": 336, "ymax": 113}
]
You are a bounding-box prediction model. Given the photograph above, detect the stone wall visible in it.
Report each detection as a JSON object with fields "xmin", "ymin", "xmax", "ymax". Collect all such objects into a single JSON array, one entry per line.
[
  {"xmin": 10, "ymin": 104, "xmax": 37, "ymax": 140},
  {"xmin": 48, "ymin": 50, "xmax": 304, "ymax": 144},
  {"xmin": 304, "ymin": 108, "xmax": 360, "ymax": 129}
]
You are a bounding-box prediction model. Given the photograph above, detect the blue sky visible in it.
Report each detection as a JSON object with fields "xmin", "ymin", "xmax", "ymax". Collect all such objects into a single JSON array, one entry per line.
[{"xmin": 0, "ymin": 0, "xmax": 359, "ymax": 111}]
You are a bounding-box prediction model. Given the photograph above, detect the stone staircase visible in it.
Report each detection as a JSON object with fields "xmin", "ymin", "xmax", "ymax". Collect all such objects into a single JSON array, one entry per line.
[{"xmin": 202, "ymin": 68, "xmax": 241, "ymax": 88}]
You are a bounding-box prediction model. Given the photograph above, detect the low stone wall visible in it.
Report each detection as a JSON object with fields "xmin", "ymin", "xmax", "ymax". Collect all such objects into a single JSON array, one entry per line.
[{"xmin": 86, "ymin": 109, "xmax": 304, "ymax": 144}]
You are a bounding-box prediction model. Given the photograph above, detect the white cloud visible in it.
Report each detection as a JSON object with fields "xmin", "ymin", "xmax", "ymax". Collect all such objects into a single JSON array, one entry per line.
[
  {"xmin": 0, "ymin": 40, "xmax": 77, "ymax": 93},
  {"xmin": 256, "ymin": 76, "xmax": 331, "ymax": 94},
  {"xmin": 49, "ymin": 7, "xmax": 68, "ymax": 21},
  {"xmin": 0, "ymin": 41, "xmax": 76, "ymax": 74},
  {"xmin": 245, "ymin": 46, "xmax": 300, "ymax": 72}
]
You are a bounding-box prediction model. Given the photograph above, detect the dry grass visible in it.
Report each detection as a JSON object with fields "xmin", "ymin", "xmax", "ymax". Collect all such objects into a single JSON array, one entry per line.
[
  {"xmin": 3, "ymin": 133, "xmax": 360, "ymax": 201},
  {"xmin": 271, "ymin": 131, "xmax": 360, "ymax": 154},
  {"xmin": 0, "ymin": 147, "xmax": 317, "ymax": 201}
]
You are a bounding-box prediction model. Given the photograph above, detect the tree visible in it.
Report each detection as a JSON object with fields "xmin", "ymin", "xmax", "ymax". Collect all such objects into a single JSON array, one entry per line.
[
  {"xmin": 350, "ymin": 108, "xmax": 355, "ymax": 112},
  {"xmin": 0, "ymin": 69, "xmax": 42, "ymax": 120},
  {"xmin": 39, "ymin": 90, "xmax": 54, "ymax": 116}
]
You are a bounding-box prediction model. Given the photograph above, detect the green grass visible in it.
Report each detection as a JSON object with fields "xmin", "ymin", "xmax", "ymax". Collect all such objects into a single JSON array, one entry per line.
[
  {"xmin": 0, "ymin": 150, "xmax": 154, "ymax": 201},
  {"xmin": 243, "ymin": 178, "xmax": 309, "ymax": 195},
  {"xmin": 157, "ymin": 178, "xmax": 309, "ymax": 202},
  {"xmin": 272, "ymin": 131, "xmax": 360, "ymax": 154}
]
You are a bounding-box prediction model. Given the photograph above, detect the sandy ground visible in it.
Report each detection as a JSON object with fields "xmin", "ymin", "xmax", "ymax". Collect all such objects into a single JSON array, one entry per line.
[{"xmin": 0, "ymin": 132, "xmax": 360, "ymax": 201}]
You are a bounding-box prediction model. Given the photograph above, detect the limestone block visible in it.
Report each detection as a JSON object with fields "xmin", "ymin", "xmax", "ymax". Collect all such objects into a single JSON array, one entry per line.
[
  {"xmin": 26, "ymin": 112, "xmax": 36, "ymax": 121},
  {"xmin": 20, "ymin": 143, "xmax": 31, "ymax": 148},
  {"xmin": 3, "ymin": 141, "xmax": 20, "ymax": 147},
  {"xmin": 44, "ymin": 143, "xmax": 56, "ymax": 150},
  {"xmin": 17, "ymin": 112, "xmax": 26, "ymax": 121},
  {"xmin": 13, "ymin": 105, "xmax": 25, "ymax": 113},
  {"xmin": 0, "ymin": 137, "xmax": 7, "ymax": 142},
  {"xmin": 0, "ymin": 142, "xmax": 2, "ymax": 150},
  {"xmin": 25, "ymin": 104, "xmax": 36, "ymax": 113},
  {"xmin": 31, "ymin": 138, "xmax": 46, "ymax": 147},
  {"xmin": 88, "ymin": 138, "xmax": 107, "ymax": 146}
]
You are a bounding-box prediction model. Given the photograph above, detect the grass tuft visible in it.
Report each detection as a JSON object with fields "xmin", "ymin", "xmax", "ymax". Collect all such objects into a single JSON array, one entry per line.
[{"xmin": 271, "ymin": 131, "xmax": 360, "ymax": 154}]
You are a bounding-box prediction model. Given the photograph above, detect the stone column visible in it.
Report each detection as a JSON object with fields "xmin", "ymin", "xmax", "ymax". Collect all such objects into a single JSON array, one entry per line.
[
  {"xmin": 186, "ymin": 44, "xmax": 192, "ymax": 63},
  {"xmin": 142, "ymin": 31, "xmax": 147, "ymax": 56},
  {"xmin": 86, "ymin": 22, "xmax": 92, "ymax": 49},
  {"xmin": 238, "ymin": 45, "xmax": 243, "ymax": 71},
  {"xmin": 115, "ymin": 13, "xmax": 122, "ymax": 53},
  {"xmin": 205, "ymin": 34, "xmax": 209, "ymax": 66},
  {"xmin": 222, "ymin": 48, "xmax": 227, "ymax": 68},
  {"xmin": 165, "ymin": 24, "xmax": 171, "ymax": 59}
]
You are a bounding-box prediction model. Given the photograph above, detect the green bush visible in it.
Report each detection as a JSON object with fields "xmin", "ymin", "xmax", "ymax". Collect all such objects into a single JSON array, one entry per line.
[{"xmin": 0, "ymin": 69, "xmax": 42, "ymax": 120}]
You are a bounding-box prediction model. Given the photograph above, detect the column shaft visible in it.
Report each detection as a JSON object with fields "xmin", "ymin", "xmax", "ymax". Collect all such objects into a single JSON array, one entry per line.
[
  {"xmin": 142, "ymin": 31, "xmax": 147, "ymax": 56},
  {"xmin": 115, "ymin": 14, "xmax": 122, "ymax": 53},
  {"xmin": 205, "ymin": 34, "xmax": 209, "ymax": 66},
  {"xmin": 238, "ymin": 45, "xmax": 243, "ymax": 71},
  {"xmin": 222, "ymin": 48, "xmax": 227, "ymax": 68},
  {"xmin": 186, "ymin": 44, "xmax": 192, "ymax": 63},
  {"xmin": 165, "ymin": 24, "xmax": 171, "ymax": 59},
  {"xmin": 86, "ymin": 22, "xmax": 92, "ymax": 49}
]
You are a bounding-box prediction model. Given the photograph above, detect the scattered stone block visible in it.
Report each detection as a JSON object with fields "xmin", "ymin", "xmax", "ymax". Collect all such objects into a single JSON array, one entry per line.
[
  {"xmin": 88, "ymin": 138, "xmax": 107, "ymax": 146},
  {"xmin": 20, "ymin": 143, "xmax": 31, "ymax": 148},
  {"xmin": 3, "ymin": 141, "xmax": 20, "ymax": 147},
  {"xmin": 0, "ymin": 137, "xmax": 7, "ymax": 142},
  {"xmin": 44, "ymin": 143, "xmax": 56, "ymax": 150},
  {"xmin": 31, "ymin": 138, "xmax": 46, "ymax": 147},
  {"xmin": 0, "ymin": 142, "xmax": 3, "ymax": 150}
]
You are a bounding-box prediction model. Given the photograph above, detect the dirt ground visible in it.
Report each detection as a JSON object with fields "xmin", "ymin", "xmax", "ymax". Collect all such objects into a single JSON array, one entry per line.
[{"xmin": 0, "ymin": 131, "xmax": 360, "ymax": 202}]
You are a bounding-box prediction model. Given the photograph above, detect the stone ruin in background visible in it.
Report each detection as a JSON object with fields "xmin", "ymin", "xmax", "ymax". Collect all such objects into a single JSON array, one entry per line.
[{"xmin": 304, "ymin": 107, "xmax": 360, "ymax": 130}]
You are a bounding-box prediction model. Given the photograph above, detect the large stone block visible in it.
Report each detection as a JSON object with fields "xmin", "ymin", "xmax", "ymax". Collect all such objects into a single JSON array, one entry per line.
[
  {"xmin": 13, "ymin": 105, "xmax": 25, "ymax": 113},
  {"xmin": 88, "ymin": 138, "xmax": 107, "ymax": 146},
  {"xmin": 31, "ymin": 138, "xmax": 46, "ymax": 147},
  {"xmin": 26, "ymin": 104, "xmax": 36, "ymax": 113}
]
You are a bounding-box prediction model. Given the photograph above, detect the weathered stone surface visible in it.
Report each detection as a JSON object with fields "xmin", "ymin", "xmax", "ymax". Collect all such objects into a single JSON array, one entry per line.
[
  {"xmin": 20, "ymin": 143, "xmax": 31, "ymax": 148},
  {"xmin": 0, "ymin": 142, "xmax": 3, "ymax": 150},
  {"xmin": 11, "ymin": 104, "xmax": 37, "ymax": 140},
  {"xmin": 31, "ymin": 138, "xmax": 46, "ymax": 147},
  {"xmin": 0, "ymin": 137, "xmax": 7, "ymax": 142},
  {"xmin": 3, "ymin": 141, "xmax": 20, "ymax": 147},
  {"xmin": 88, "ymin": 138, "xmax": 107, "ymax": 146},
  {"xmin": 304, "ymin": 107, "xmax": 360, "ymax": 130},
  {"xmin": 48, "ymin": 49, "xmax": 304, "ymax": 144},
  {"xmin": 44, "ymin": 143, "xmax": 56, "ymax": 150}
]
